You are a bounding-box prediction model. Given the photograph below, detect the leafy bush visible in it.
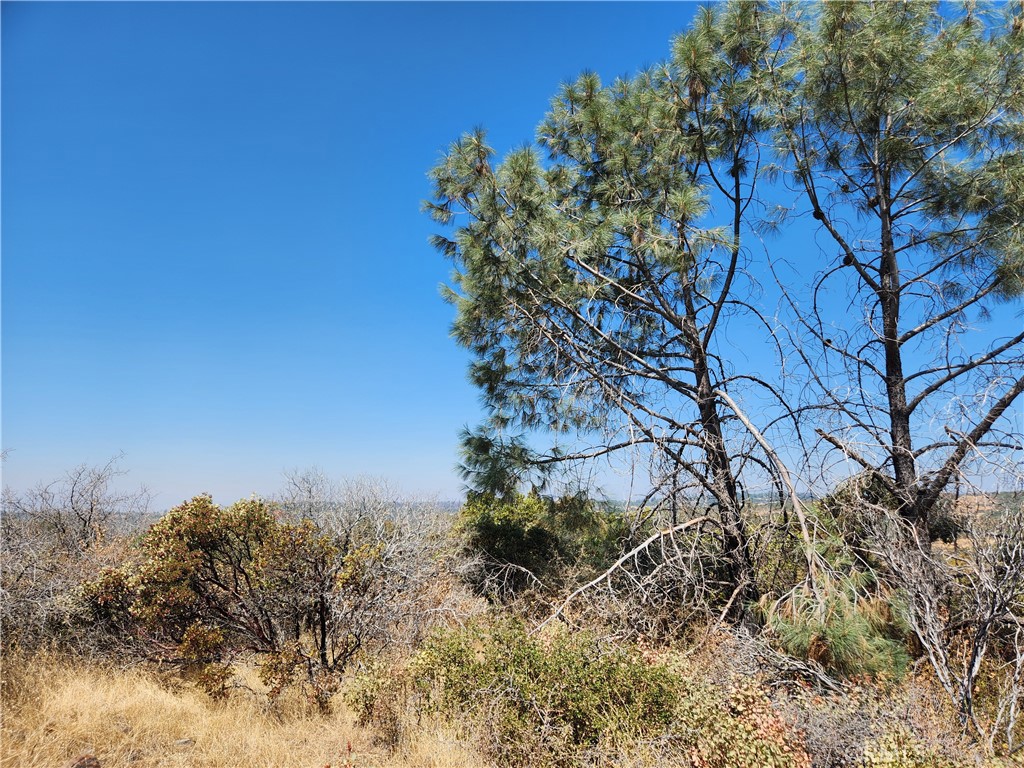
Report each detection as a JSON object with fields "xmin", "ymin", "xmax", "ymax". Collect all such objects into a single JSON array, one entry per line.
[
  {"xmin": 81, "ymin": 494, "xmax": 422, "ymax": 711},
  {"xmin": 412, "ymin": 620, "xmax": 678, "ymax": 766},
  {"xmin": 760, "ymin": 494, "xmax": 913, "ymax": 681},
  {"xmin": 344, "ymin": 656, "xmax": 410, "ymax": 750},
  {"xmin": 680, "ymin": 679, "xmax": 812, "ymax": 768},
  {"xmin": 409, "ymin": 619, "xmax": 810, "ymax": 768},
  {"xmin": 458, "ymin": 492, "xmax": 561, "ymax": 594},
  {"xmin": 456, "ymin": 491, "xmax": 627, "ymax": 598}
]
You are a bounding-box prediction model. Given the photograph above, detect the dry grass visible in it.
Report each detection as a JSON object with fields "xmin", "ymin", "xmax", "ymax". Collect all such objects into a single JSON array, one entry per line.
[{"xmin": 1, "ymin": 654, "xmax": 484, "ymax": 768}]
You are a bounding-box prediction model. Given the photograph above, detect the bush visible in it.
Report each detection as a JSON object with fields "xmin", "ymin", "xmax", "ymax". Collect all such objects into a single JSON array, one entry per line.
[
  {"xmin": 456, "ymin": 491, "xmax": 627, "ymax": 599},
  {"xmin": 408, "ymin": 619, "xmax": 811, "ymax": 768},
  {"xmin": 680, "ymin": 678, "xmax": 812, "ymax": 768},
  {"xmin": 344, "ymin": 656, "xmax": 410, "ymax": 751},
  {"xmin": 1, "ymin": 460, "xmax": 148, "ymax": 653},
  {"xmin": 760, "ymin": 494, "xmax": 913, "ymax": 682},
  {"xmin": 458, "ymin": 492, "xmax": 561, "ymax": 595},
  {"xmin": 412, "ymin": 620, "xmax": 679, "ymax": 766},
  {"xmin": 760, "ymin": 578, "xmax": 911, "ymax": 681},
  {"xmin": 81, "ymin": 494, "xmax": 424, "ymax": 711}
]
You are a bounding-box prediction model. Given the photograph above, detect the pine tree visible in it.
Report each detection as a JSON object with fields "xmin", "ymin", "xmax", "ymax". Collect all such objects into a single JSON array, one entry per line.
[{"xmin": 753, "ymin": 0, "xmax": 1024, "ymax": 537}]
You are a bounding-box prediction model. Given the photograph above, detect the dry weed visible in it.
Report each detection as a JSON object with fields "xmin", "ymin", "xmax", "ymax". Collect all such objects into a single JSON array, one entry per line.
[{"xmin": 1, "ymin": 654, "xmax": 484, "ymax": 768}]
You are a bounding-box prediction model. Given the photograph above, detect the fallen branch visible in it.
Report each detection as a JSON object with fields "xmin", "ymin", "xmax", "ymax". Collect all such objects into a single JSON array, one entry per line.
[{"xmin": 531, "ymin": 516, "xmax": 712, "ymax": 635}]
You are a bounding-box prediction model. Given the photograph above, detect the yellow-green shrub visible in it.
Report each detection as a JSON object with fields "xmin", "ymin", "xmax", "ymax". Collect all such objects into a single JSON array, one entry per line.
[
  {"xmin": 456, "ymin": 492, "xmax": 628, "ymax": 599},
  {"xmin": 761, "ymin": 582, "xmax": 911, "ymax": 680},
  {"xmin": 79, "ymin": 494, "xmax": 409, "ymax": 712},
  {"xmin": 407, "ymin": 620, "xmax": 811, "ymax": 768},
  {"xmin": 412, "ymin": 620, "xmax": 678, "ymax": 766}
]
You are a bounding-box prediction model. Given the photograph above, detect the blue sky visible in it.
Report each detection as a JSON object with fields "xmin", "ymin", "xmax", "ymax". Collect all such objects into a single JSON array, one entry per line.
[{"xmin": 2, "ymin": 2, "xmax": 701, "ymax": 506}]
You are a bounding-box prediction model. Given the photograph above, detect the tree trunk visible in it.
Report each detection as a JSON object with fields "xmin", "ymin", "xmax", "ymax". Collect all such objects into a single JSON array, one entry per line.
[{"xmin": 878, "ymin": 180, "xmax": 926, "ymax": 542}]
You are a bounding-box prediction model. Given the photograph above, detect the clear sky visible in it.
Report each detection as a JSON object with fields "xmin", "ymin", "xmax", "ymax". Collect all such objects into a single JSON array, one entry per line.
[{"xmin": 2, "ymin": 1, "xmax": 702, "ymax": 507}]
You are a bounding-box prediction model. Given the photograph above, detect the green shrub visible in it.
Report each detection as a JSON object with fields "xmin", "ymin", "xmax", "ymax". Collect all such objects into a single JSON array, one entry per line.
[
  {"xmin": 458, "ymin": 492, "xmax": 561, "ymax": 594},
  {"xmin": 412, "ymin": 620, "xmax": 679, "ymax": 766},
  {"xmin": 456, "ymin": 492, "xmax": 627, "ymax": 598},
  {"xmin": 344, "ymin": 656, "xmax": 409, "ymax": 750},
  {"xmin": 760, "ymin": 578, "xmax": 911, "ymax": 681},
  {"xmin": 760, "ymin": 491, "xmax": 914, "ymax": 681},
  {"xmin": 408, "ymin": 620, "xmax": 811, "ymax": 768},
  {"xmin": 546, "ymin": 493, "xmax": 630, "ymax": 573}
]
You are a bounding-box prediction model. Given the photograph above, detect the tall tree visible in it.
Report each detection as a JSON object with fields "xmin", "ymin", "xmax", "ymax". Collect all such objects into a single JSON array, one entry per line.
[
  {"xmin": 753, "ymin": 0, "xmax": 1024, "ymax": 538},
  {"xmin": 427, "ymin": 5, "xmax": 797, "ymax": 606}
]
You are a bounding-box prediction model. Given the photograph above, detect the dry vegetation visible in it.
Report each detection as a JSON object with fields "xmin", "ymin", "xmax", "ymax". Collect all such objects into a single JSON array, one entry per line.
[
  {"xmin": 3, "ymin": 464, "xmax": 1023, "ymax": 768},
  {"xmin": 1, "ymin": 653, "xmax": 483, "ymax": 768},
  {"xmin": 0, "ymin": 633, "xmax": 999, "ymax": 768}
]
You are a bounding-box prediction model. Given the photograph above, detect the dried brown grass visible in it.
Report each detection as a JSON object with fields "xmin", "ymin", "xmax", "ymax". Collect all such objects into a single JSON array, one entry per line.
[{"xmin": 1, "ymin": 654, "xmax": 484, "ymax": 768}]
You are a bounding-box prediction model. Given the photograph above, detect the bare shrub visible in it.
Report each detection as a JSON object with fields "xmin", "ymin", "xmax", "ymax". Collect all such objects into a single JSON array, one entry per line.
[
  {"xmin": 275, "ymin": 469, "xmax": 483, "ymax": 650},
  {"xmin": 1, "ymin": 459, "xmax": 149, "ymax": 652},
  {"xmin": 862, "ymin": 492, "xmax": 1024, "ymax": 757}
]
